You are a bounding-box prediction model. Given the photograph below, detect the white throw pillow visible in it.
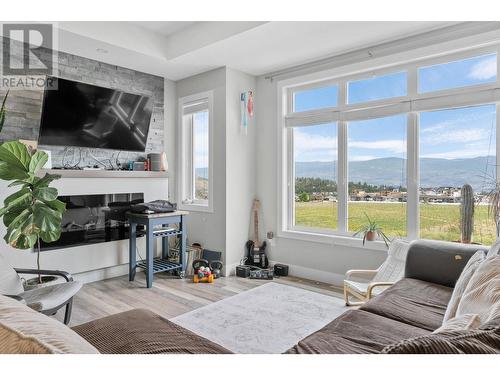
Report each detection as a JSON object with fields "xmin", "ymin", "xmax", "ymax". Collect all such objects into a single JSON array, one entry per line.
[
  {"xmin": 434, "ymin": 313, "xmax": 481, "ymax": 333},
  {"xmin": 0, "ymin": 294, "xmax": 99, "ymax": 354},
  {"xmin": 455, "ymin": 255, "xmax": 500, "ymax": 325},
  {"xmin": 487, "ymin": 237, "xmax": 500, "ymax": 257},
  {"xmin": 443, "ymin": 250, "xmax": 486, "ymax": 322}
]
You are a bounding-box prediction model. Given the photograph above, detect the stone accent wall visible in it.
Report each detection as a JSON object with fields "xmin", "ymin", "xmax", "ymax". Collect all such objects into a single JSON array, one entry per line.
[{"xmin": 0, "ymin": 38, "xmax": 164, "ymax": 168}]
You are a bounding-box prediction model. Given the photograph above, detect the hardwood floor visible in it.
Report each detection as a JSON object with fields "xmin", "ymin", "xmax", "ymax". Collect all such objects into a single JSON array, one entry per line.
[{"xmin": 57, "ymin": 273, "xmax": 344, "ymax": 327}]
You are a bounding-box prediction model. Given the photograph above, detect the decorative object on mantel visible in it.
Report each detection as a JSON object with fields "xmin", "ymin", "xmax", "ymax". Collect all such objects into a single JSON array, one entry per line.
[
  {"xmin": 0, "ymin": 140, "xmax": 66, "ymax": 285},
  {"xmin": 240, "ymin": 90, "xmax": 254, "ymax": 135},
  {"xmin": 18, "ymin": 140, "xmax": 38, "ymax": 154},
  {"xmin": 353, "ymin": 213, "xmax": 391, "ymax": 248}
]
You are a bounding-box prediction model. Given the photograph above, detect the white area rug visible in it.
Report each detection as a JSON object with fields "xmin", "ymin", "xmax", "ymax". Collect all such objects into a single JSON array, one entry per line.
[{"xmin": 171, "ymin": 282, "xmax": 347, "ymax": 354}]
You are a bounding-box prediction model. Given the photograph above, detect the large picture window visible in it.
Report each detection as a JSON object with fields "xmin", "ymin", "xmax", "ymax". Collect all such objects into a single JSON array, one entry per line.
[{"xmin": 281, "ymin": 48, "xmax": 500, "ymax": 245}]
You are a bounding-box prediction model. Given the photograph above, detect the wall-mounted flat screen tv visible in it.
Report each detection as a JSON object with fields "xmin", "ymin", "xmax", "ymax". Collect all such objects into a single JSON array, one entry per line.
[{"xmin": 38, "ymin": 77, "xmax": 153, "ymax": 152}]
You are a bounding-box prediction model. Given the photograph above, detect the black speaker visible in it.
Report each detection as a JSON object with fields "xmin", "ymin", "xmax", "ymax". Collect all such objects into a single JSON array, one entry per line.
[
  {"xmin": 274, "ymin": 263, "xmax": 289, "ymax": 277},
  {"xmin": 236, "ymin": 265, "xmax": 250, "ymax": 278}
]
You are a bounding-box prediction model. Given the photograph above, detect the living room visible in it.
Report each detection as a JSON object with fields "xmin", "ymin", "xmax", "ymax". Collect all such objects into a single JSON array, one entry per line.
[{"xmin": 1, "ymin": 0, "xmax": 499, "ymax": 372}]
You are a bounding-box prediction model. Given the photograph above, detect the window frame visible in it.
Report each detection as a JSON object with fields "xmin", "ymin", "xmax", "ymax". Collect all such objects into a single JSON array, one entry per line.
[
  {"xmin": 278, "ymin": 44, "xmax": 500, "ymax": 247},
  {"xmin": 178, "ymin": 90, "xmax": 214, "ymax": 213}
]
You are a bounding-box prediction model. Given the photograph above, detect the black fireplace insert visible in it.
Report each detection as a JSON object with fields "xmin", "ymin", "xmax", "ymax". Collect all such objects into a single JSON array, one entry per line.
[{"xmin": 40, "ymin": 193, "xmax": 144, "ymax": 251}]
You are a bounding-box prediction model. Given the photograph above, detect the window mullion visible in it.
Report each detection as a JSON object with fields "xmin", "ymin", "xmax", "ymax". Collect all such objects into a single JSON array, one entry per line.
[
  {"xmin": 337, "ymin": 80, "xmax": 348, "ymax": 233},
  {"xmin": 337, "ymin": 121, "xmax": 348, "ymax": 233},
  {"xmin": 407, "ymin": 112, "xmax": 419, "ymax": 240},
  {"xmin": 497, "ymin": 103, "xmax": 500, "ymax": 186}
]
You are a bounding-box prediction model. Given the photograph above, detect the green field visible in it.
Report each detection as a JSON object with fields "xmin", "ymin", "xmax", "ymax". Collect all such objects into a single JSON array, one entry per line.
[{"xmin": 295, "ymin": 201, "xmax": 496, "ymax": 245}]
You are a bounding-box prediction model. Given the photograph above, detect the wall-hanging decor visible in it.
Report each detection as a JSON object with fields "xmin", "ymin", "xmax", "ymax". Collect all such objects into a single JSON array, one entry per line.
[{"xmin": 240, "ymin": 90, "xmax": 254, "ymax": 135}]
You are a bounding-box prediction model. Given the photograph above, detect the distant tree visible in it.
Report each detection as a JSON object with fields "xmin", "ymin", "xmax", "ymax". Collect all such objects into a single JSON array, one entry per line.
[{"xmin": 299, "ymin": 192, "xmax": 310, "ymax": 202}]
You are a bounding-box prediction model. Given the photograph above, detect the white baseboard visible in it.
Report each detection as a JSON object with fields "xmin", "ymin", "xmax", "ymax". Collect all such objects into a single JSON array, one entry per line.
[
  {"xmin": 73, "ymin": 264, "xmax": 143, "ymax": 284},
  {"xmin": 269, "ymin": 260, "xmax": 344, "ymax": 286}
]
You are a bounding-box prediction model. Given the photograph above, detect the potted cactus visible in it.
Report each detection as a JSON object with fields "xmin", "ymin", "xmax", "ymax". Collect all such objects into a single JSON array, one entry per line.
[{"xmin": 460, "ymin": 184, "xmax": 475, "ymax": 244}]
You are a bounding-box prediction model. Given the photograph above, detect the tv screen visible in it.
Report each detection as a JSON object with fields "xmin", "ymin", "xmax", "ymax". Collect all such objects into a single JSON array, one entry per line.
[{"xmin": 38, "ymin": 77, "xmax": 153, "ymax": 152}]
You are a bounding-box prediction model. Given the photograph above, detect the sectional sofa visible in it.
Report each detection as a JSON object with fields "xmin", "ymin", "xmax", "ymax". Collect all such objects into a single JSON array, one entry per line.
[{"xmin": 1, "ymin": 240, "xmax": 499, "ymax": 354}]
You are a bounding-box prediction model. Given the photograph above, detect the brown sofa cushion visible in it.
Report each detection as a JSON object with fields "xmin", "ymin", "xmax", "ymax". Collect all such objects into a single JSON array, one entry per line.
[
  {"xmin": 284, "ymin": 309, "xmax": 429, "ymax": 354},
  {"xmin": 72, "ymin": 309, "xmax": 231, "ymax": 354},
  {"xmin": 360, "ymin": 278, "xmax": 452, "ymax": 331},
  {"xmin": 381, "ymin": 324, "xmax": 500, "ymax": 354}
]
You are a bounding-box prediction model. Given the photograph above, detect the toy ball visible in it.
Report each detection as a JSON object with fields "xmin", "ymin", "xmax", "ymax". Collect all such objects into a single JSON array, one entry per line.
[
  {"xmin": 199, "ymin": 266, "xmax": 205, "ymax": 272},
  {"xmin": 205, "ymin": 269, "xmax": 211, "ymax": 275},
  {"xmin": 198, "ymin": 271, "xmax": 204, "ymax": 278}
]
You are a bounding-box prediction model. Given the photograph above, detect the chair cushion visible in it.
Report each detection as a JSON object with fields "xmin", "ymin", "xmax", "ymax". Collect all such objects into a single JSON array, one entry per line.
[
  {"xmin": 360, "ymin": 278, "xmax": 453, "ymax": 331},
  {"xmin": 443, "ymin": 250, "xmax": 486, "ymax": 322},
  {"xmin": 372, "ymin": 239, "xmax": 410, "ymax": 283},
  {"xmin": 0, "ymin": 294, "xmax": 98, "ymax": 354},
  {"xmin": 285, "ymin": 309, "xmax": 429, "ymax": 354},
  {"xmin": 0, "ymin": 253, "xmax": 24, "ymax": 295},
  {"xmin": 72, "ymin": 309, "xmax": 232, "ymax": 354},
  {"xmin": 455, "ymin": 255, "xmax": 500, "ymax": 325},
  {"xmin": 20, "ymin": 281, "xmax": 82, "ymax": 312}
]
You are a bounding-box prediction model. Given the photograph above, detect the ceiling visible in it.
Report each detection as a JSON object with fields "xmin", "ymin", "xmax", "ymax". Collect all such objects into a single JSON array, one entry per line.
[
  {"xmin": 131, "ymin": 21, "xmax": 196, "ymax": 37},
  {"xmin": 54, "ymin": 21, "xmax": 464, "ymax": 81}
]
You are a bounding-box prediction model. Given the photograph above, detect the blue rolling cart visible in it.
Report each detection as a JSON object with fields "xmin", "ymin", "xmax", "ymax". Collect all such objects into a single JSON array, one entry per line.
[{"xmin": 127, "ymin": 211, "xmax": 189, "ymax": 288}]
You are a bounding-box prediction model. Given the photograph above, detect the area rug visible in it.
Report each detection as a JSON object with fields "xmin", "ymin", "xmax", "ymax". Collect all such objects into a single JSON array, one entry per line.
[{"xmin": 170, "ymin": 282, "xmax": 347, "ymax": 354}]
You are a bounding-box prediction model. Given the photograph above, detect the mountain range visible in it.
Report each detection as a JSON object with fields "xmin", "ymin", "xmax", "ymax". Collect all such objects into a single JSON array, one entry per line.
[
  {"xmin": 295, "ymin": 156, "xmax": 496, "ymax": 191},
  {"xmin": 195, "ymin": 156, "xmax": 495, "ymax": 191}
]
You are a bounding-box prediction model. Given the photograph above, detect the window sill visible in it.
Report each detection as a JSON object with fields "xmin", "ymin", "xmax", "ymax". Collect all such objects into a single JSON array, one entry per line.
[
  {"xmin": 178, "ymin": 203, "xmax": 214, "ymax": 213},
  {"xmin": 278, "ymin": 229, "xmax": 389, "ymax": 252}
]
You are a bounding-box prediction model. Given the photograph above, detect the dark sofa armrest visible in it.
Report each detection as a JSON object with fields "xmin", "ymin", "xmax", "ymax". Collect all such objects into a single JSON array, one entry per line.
[
  {"xmin": 14, "ymin": 268, "xmax": 74, "ymax": 282},
  {"xmin": 404, "ymin": 240, "xmax": 488, "ymax": 288}
]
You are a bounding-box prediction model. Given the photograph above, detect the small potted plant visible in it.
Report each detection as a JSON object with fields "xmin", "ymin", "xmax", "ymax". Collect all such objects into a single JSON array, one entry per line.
[{"xmin": 353, "ymin": 213, "xmax": 391, "ymax": 247}]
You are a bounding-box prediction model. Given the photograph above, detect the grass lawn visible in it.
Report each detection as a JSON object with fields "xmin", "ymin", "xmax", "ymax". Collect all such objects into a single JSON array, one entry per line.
[{"xmin": 295, "ymin": 201, "xmax": 496, "ymax": 245}]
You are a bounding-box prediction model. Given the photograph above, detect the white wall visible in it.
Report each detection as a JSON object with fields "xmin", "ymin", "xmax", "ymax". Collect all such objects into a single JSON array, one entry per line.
[
  {"xmin": 224, "ymin": 68, "xmax": 257, "ymax": 270},
  {"xmin": 0, "ymin": 177, "xmax": 169, "ymax": 283},
  {"xmin": 164, "ymin": 78, "xmax": 177, "ymax": 200},
  {"xmin": 255, "ymin": 76, "xmax": 386, "ymax": 284},
  {"xmin": 175, "ymin": 68, "xmax": 228, "ymax": 265}
]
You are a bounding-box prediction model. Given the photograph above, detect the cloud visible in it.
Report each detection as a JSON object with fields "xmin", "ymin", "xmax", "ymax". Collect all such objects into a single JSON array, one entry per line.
[
  {"xmin": 468, "ymin": 56, "xmax": 497, "ymax": 80},
  {"xmin": 294, "ymin": 129, "xmax": 337, "ymax": 162},
  {"xmin": 349, "ymin": 140, "xmax": 406, "ymax": 154},
  {"xmin": 422, "ymin": 128, "xmax": 489, "ymax": 146}
]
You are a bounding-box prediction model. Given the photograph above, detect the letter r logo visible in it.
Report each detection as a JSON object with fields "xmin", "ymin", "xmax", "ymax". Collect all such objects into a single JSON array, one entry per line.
[{"xmin": 2, "ymin": 23, "xmax": 53, "ymax": 76}]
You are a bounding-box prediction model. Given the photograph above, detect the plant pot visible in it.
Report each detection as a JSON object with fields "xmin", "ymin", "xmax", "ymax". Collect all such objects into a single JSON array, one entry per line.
[
  {"xmin": 365, "ymin": 231, "xmax": 377, "ymax": 242},
  {"xmin": 23, "ymin": 276, "xmax": 59, "ymax": 290}
]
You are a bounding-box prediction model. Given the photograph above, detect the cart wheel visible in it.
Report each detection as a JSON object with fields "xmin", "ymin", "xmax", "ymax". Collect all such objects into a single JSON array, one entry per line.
[
  {"xmin": 208, "ymin": 274, "xmax": 214, "ymax": 283},
  {"xmin": 193, "ymin": 275, "xmax": 199, "ymax": 283},
  {"xmin": 177, "ymin": 270, "xmax": 185, "ymax": 279}
]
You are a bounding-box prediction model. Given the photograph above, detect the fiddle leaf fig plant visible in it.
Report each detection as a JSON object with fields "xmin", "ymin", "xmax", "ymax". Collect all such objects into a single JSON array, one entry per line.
[{"xmin": 0, "ymin": 140, "xmax": 65, "ymax": 282}]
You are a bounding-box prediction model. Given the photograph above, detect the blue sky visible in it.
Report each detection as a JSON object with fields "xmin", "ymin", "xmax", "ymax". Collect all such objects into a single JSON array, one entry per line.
[{"xmin": 293, "ymin": 54, "xmax": 497, "ymax": 163}]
